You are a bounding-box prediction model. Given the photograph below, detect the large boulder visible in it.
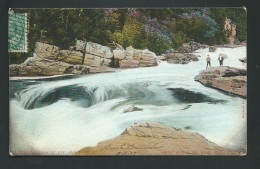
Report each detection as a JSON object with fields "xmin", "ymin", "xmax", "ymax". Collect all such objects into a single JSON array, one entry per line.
[
  {"xmin": 34, "ymin": 42, "xmax": 60, "ymax": 59},
  {"xmin": 119, "ymin": 59, "xmax": 139, "ymax": 68},
  {"xmin": 179, "ymin": 41, "xmax": 202, "ymax": 53},
  {"xmin": 85, "ymin": 42, "xmax": 113, "ymax": 59},
  {"xmin": 139, "ymin": 60, "xmax": 158, "ymax": 67},
  {"xmin": 102, "ymin": 58, "xmax": 112, "ymax": 66},
  {"xmin": 10, "ymin": 58, "xmax": 70, "ymax": 76},
  {"xmin": 195, "ymin": 66, "xmax": 247, "ymax": 97},
  {"xmin": 59, "ymin": 50, "xmax": 83, "ymax": 64},
  {"xmin": 75, "ymin": 39, "xmax": 86, "ymax": 51},
  {"xmin": 186, "ymin": 54, "xmax": 199, "ymax": 61},
  {"xmin": 10, "ymin": 64, "xmax": 51, "ymax": 76},
  {"xmin": 239, "ymin": 57, "xmax": 247, "ymax": 63},
  {"xmin": 84, "ymin": 59, "xmax": 102, "ymax": 67},
  {"xmin": 111, "ymin": 47, "xmax": 158, "ymax": 68},
  {"xmin": 113, "ymin": 49, "xmax": 125, "ymax": 60},
  {"xmin": 132, "ymin": 49, "xmax": 157, "ymax": 67},
  {"xmin": 125, "ymin": 46, "xmax": 134, "ymax": 60},
  {"xmin": 209, "ymin": 46, "xmax": 217, "ymax": 52},
  {"xmin": 76, "ymin": 122, "xmax": 240, "ymax": 155},
  {"xmin": 165, "ymin": 53, "xmax": 199, "ymax": 64},
  {"xmin": 10, "ymin": 55, "xmax": 115, "ymax": 77},
  {"xmin": 34, "ymin": 42, "xmax": 85, "ymax": 65}
]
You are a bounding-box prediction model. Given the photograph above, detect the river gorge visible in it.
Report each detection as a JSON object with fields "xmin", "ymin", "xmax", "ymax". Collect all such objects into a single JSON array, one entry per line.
[{"xmin": 9, "ymin": 46, "xmax": 246, "ymax": 155}]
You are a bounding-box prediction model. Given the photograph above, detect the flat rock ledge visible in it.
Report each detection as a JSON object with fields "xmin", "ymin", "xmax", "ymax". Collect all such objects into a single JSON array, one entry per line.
[
  {"xmin": 75, "ymin": 122, "xmax": 241, "ymax": 155},
  {"xmin": 195, "ymin": 66, "xmax": 246, "ymax": 98}
]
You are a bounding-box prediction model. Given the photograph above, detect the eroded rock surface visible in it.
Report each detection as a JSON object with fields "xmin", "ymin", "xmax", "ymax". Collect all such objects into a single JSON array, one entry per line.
[
  {"xmin": 178, "ymin": 41, "xmax": 208, "ymax": 53},
  {"xmin": 76, "ymin": 122, "xmax": 240, "ymax": 155},
  {"xmin": 9, "ymin": 55, "xmax": 115, "ymax": 76},
  {"xmin": 195, "ymin": 66, "xmax": 247, "ymax": 97},
  {"xmin": 10, "ymin": 42, "xmax": 159, "ymax": 77},
  {"xmin": 165, "ymin": 53, "xmax": 199, "ymax": 64}
]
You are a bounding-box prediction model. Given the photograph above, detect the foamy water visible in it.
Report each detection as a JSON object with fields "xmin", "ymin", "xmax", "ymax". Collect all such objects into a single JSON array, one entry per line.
[{"xmin": 10, "ymin": 47, "xmax": 247, "ymax": 155}]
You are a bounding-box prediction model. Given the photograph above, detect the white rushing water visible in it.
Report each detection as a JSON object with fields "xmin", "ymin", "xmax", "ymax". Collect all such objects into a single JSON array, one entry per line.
[{"xmin": 10, "ymin": 47, "xmax": 247, "ymax": 155}]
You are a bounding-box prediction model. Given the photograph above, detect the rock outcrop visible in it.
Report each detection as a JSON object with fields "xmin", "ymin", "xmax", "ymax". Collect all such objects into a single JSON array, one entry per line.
[
  {"xmin": 76, "ymin": 122, "xmax": 240, "ymax": 155},
  {"xmin": 195, "ymin": 66, "xmax": 247, "ymax": 97},
  {"xmin": 35, "ymin": 42, "xmax": 113, "ymax": 67},
  {"xmin": 209, "ymin": 46, "xmax": 217, "ymax": 52},
  {"xmin": 179, "ymin": 41, "xmax": 209, "ymax": 53},
  {"xmin": 9, "ymin": 54, "xmax": 116, "ymax": 77},
  {"xmin": 239, "ymin": 57, "xmax": 247, "ymax": 63},
  {"xmin": 225, "ymin": 18, "xmax": 236, "ymax": 45},
  {"xmin": 123, "ymin": 105, "xmax": 143, "ymax": 113},
  {"xmin": 10, "ymin": 41, "xmax": 159, "ymax": 77},
  {"xmin": 165, "ymin": 53, "xmax": 199, "ymax": 64},
  {"xmin": 117, "ymin": 47, "xmax": 158, "ymax": 68}
]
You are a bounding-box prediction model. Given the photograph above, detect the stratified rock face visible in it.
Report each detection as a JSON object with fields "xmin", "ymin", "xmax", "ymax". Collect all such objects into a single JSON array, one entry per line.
[
  {"xmin": 35, "ymin": 42, "xmax": 113, "ymax": 67},
  {"xmin": 59, "ymin": 50, "xmax": 83, "ymax": 65},
  {"xmin": 195, "ymin": 66, "xmax": 247, "ymax": 97},
  {"xmin": 86, "ymin": 42, "xmax": 113, "ymax": 59},
  {"xmin": 118, "ymin": 48, "xmax": 158, "ymax": 68},
  {"xmin": 9, "ymin": 54, "xmax": 115, "ymax": 77},
  {"xmin": 165, "ymin": 53, "xmax": 199, "ymax": 64},
  {"xmin": 76, "ymin": 122, "xmax": 240, "ymax": 155},
  {"xmin": 34, "ymin": 42, "xmax": 157, "ymax": 69},
  {"xmin": 11, "ymin": 42, "xmax": 159, "ymax": 77},
  {"xmin": 119, "ymin": 59, "xmax": 139, "ymax": 68},
  {"xmin": 113, "ymin": 49, "xmax": 126, "ymax": 60}
]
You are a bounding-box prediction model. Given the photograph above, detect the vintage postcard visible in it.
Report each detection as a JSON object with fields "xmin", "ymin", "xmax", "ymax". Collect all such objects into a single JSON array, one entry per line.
[{"xmin": 9, "ymin": 8, "xmax": 247, "ymax": 156}]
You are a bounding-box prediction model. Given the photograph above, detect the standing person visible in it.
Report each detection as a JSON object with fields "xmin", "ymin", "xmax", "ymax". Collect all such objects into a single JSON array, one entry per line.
[
  {"xmin": 206, "ymin": 54, "xmax": 211, "ymax": 69},
  {"xmin": 218, "ymin": 53, "xmax": 224, "ymax": 66}
]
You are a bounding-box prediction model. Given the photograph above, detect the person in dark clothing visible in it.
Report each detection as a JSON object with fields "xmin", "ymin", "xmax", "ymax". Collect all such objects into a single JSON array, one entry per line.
[
  {"xmin": 218, "ymin": 53, "xmax": 224, "ymax": 66},
  {"xmin": 206, "ymin": 54, "xmax": 211, "ymax": 69}
]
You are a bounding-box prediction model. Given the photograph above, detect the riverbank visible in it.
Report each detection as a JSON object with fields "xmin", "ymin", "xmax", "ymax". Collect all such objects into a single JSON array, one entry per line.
[
  {"xmin": 76, "ymin": 122, "xmax": 242, "ymax": 155},
  {"xmin": 195, "ymin": 66, "xmax": 247, "ymax": 98},
  {"xmin": 9, "ymin": 74, "xmax": 74, "ymax": 81}
]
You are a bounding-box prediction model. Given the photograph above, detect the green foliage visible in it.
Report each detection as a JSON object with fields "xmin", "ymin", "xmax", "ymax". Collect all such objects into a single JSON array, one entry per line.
[
  {"xmin": 225, "ymin": 8, "xmax": 247, "ymax": 41},
  {"xmin": 9, "ymin": 53, "xmax": 32, "ymax": 64},
  {"xmin": 9, "ymin": 8, "xmax": 247, "ymax": 64},
  {"xmin": 142, "ymin": 33, "xmax": 172, "ymax": 55},
  {"xmin": 121, "ymin": 18, "xmax": 145, "ymax": 48}
]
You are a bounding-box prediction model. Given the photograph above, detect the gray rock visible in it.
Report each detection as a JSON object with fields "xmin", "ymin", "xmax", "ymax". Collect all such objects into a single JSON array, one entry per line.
[
  {"xmin": 209, "ymin": 46, "xmax": 217, "ymax": 52},
  {"xmin": 165, "ymin": 53, "xmax": 199, "ymax": 64},
  {"xmin": 239, "ymin": 57, "xmax": 247, "ymax": 63},
  {"xmin": 179, "ymin": 41, "xmax": 202, "ymax": 53},
  {"xmin": 123, "ymin": 104, "xmax": 143, "ymax": 113}
]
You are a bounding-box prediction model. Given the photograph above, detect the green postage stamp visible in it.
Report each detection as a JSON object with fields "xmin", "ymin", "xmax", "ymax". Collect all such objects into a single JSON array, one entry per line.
[{"xmin": 8, "ymin": 10, "xmax": 28, "ymax": 52}]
